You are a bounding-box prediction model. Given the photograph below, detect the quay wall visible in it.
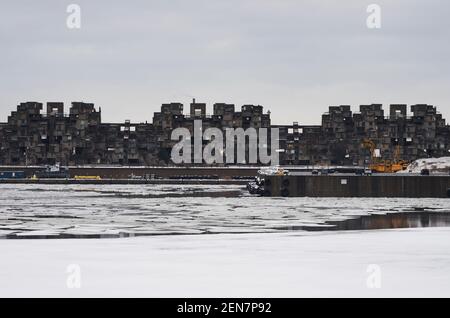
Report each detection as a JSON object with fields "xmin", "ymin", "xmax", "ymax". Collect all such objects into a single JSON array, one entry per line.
[
  {"xmin": 265, "ymin": 175, "xmax": 450, "ymax": 198},
  {"xmin": 0, "ymin": 166, "xmax": 258, "ymax": 179}
]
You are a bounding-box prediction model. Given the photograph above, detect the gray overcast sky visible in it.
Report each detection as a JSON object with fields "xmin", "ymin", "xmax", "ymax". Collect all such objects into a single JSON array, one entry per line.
[{"xmin": 1, "ymin": 0, "xmax": 449, "ymax": 125}]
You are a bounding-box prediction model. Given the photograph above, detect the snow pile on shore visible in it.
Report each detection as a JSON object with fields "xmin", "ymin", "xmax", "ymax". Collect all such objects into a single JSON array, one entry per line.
[{"xmin": 399, "ymin": 157, "xmax": 450, "ymax": 174}]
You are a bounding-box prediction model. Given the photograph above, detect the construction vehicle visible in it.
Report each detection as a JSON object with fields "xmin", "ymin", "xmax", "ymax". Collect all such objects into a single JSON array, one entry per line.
[
  {"xmin": 362, "ymin": 139, "xmax": 409, "ymax": 173},
  {"xmin": 393, "ymin": 145, "xmax": 410, "ymax": 170}
]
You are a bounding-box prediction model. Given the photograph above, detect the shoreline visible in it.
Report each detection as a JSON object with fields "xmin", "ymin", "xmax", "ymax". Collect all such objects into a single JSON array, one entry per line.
[{"xmin": 0, "ymin": 178, "xmax": 249, "ymax": 185}]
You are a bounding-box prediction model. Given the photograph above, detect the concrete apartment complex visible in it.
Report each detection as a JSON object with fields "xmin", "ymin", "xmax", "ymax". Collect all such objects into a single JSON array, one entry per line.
[{"xmin": 0, "ymin": 100, "xmax": 448, "ymax": 166}]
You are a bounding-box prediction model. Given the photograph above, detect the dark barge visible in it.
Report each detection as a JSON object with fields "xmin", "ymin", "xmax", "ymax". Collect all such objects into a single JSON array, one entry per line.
[{"xmin": 255, "ymin": 174, "xmax": 450, "ymax": 198}]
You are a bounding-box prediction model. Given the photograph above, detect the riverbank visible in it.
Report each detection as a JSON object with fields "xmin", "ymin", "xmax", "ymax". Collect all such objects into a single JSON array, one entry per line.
[{"xmin": 0, "ymin": 178, "xmax": 248, "ymax": 185}]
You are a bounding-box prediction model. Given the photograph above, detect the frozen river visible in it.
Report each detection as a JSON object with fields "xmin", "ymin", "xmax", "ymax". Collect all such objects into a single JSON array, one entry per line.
[
  {"xmin": 1, "ymin": 184, "xmax": 450, "ymax": 297},
  {"xmin": 0, "ymin": 184, "xmax": 449, "ymax": 238}
]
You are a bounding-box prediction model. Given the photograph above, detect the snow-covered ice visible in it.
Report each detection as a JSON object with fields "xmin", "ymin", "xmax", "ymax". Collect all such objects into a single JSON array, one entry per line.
[{"xmin": 1, "ymin": 228, "xmax": 450, "ymax": 297}]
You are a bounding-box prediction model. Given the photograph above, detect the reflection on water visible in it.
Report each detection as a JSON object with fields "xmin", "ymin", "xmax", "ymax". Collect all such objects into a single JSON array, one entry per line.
[
  {"xmin": 0, "ymin": 184, "xmax": 449, "ymax": 239},
  {"xmin": 273, "ymin": 212, "xmax": 450, "ymax": 232}
]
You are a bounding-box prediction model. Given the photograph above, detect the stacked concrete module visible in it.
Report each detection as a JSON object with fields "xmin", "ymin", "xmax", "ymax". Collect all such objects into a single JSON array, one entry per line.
[{"xmin": 0, "ymin": 100, "xmax": 449, "ymax": 166}]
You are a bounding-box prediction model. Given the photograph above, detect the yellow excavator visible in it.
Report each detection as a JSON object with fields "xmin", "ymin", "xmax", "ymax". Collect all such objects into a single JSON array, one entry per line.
[{"xmin": 362, "ymin": 139, "xmax": 409, "ymax": 173}]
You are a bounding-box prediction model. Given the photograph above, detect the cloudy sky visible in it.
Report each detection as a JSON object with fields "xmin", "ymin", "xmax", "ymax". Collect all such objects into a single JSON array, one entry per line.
[{"xmin": 1, "ymin": 0, "xmax": 449, "ymax": 125}]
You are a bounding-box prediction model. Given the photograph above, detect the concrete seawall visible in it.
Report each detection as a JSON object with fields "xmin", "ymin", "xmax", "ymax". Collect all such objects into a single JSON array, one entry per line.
[
  {"xmin": 0, "ymin": 178, "xmax": 248, "ymax": 185},
  {"xmin": 264, "ymin": 175, "xmax": 450, "ymax": 198},
  {"xmin": 0, "ymin": 166, "xmax": 258, "ymax": 179}
]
